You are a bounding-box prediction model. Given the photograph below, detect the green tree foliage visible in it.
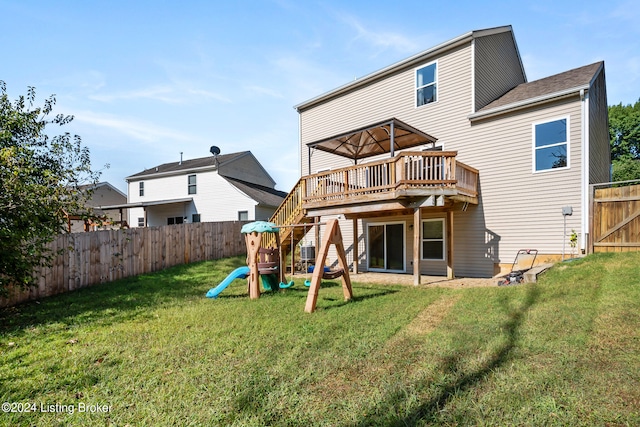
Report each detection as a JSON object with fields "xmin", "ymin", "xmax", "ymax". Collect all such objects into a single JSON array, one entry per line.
[
  {"xmin": 609, "ymin": 100, "xmax": 640, "ymax": 160},
  {"xmin": 612, "ymin": 157, "xmax": 640, "ymax": 182},
  {"xmin": 609, "ymin": 99, "xmax": 640, "ymax": 181},
  {"xmin": 0, "ymin": 82, "xmax": 99, "ymax": 294}
]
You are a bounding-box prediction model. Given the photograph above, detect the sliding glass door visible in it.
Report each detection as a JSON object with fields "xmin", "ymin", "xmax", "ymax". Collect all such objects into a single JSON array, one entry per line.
[{"xmin": 367, "ymin": 222, "xmax": 405, "ymax": 272}]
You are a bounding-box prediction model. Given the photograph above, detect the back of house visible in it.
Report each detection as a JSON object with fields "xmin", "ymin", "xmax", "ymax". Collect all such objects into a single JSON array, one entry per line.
[{"xmin": 284, "ymin": 25, "xmax": 609, "ymax": 279}]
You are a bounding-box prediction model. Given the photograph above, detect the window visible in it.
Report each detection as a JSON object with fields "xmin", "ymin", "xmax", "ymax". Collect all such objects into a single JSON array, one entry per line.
[
  {"xmin": 139, "ymin": 182, "xmax": 144, "ymax": 197},
  {"xmin": 238, "ymin": 211, "xmax": 248, "ymax": 221},
  {"xmin": 534, "ymin": 118, "xmax": 569, "ymax": 172},
  {"xmin": 416, "ymin": 62, "xmax": 437, "ymax": 107},
  {"xmin": 137, "ymin": 217, "xmax": 144, "ymax": 227},
  {"xmin": 192, "ymin": 213, "xmax": 201, "ymax": 223},
  {"xmin": 422, "ymin": 219, "xmax": 445, "ymax": 260},
  {"xmin": 167, "ymin": 217, "xmax": 184, "ymax": 225},
  {"xmin": 188, "ymin": 174, "xmax": 197, "ymax": 194}
]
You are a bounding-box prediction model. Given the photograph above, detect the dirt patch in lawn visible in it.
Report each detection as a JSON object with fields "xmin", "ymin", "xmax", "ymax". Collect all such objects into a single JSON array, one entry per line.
[{"xmin": 348, "ymin": 272, "xmax": 499, "ymax": 288}]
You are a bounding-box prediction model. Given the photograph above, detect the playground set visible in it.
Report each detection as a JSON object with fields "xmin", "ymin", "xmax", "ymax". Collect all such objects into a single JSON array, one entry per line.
[{"xmin": 206, "ymin": 219, "xmax": 353, "ymax": 313}]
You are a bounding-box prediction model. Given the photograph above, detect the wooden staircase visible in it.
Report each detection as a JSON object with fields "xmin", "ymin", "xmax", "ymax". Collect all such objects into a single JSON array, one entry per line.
[{"xmin": 263, "ymin": 177, "xmax": 314, "ymax": 256}]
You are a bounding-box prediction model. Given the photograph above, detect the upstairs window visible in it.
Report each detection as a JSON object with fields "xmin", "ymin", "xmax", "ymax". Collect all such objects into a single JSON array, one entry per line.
[
  {"xmin": 416, "ymin": 62, "xmax": 437, "ymax": 107},
  {"xmin": 534, "ymin": 118, "xmax": 569, "ymax": 172},
  {"xmin": 188, "ymin": 174, "xmax": 197, "ymax": 194},
  {"xmin": 139, "ymin": 182, "xmax": 144, "ymax": 197},
  {"xmin": 238, "ymin": 211, "xmax": 248, "ymax": 221}
]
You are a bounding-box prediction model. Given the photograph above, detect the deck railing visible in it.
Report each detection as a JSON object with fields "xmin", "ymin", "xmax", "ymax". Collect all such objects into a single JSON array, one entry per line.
[
  {"xmin": 303, "ymin": 151, "xmax": 478, "ymax": 206},
  {"xmin": 266, "ymin": 151, "xmax": 479, "ymax": 252}
]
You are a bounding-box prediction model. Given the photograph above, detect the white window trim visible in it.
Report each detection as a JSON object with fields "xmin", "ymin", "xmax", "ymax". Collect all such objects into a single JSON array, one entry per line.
[
  {"xmin": 532, "ymin": 116, "xmax": 570, "ymax": 174},
  {"xmin": 421, "ymin": 218, "xmax": 446, "ymax": 261},
  {"xmin": 366, "ymin": 221, "xmax": 406, "ymax": 273},
  {"xmin": 188, "ymin": 174, "xmax": 197, "ymax": 195},
  {"xmin": 415, "ymin": 60, "xmax": 438, "ymax": 108}
]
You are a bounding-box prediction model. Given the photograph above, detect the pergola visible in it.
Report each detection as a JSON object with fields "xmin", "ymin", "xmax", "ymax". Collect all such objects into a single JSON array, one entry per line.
[{"xmin": 306, "ymin": 117, "xmax": 437, "ymax": 173}]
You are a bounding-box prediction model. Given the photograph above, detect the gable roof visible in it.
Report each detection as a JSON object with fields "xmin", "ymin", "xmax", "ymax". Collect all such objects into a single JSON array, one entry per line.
[
  {"xmin": 77, "ymin": 181, "xmax": 127, "ymax": 198},
  {"xmin": 471, "ymin": 61, "xmax": 604, "ymax": 120},
  {"xmin": 222, "ymin": 177, "xmax": 288, "ymax": 207},
  {"xmin": 126, "ymin": 151, "xmax": 248, "ymax": 180},
  {"xmin": 295, "ymin": 25, "xmax": 520, "ymax": 112}
]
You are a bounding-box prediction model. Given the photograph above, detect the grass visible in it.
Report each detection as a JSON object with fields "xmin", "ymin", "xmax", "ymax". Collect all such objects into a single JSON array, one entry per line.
[{"xmin": 0, "ymin": 252, "xmax": 639, "ymax": 426}]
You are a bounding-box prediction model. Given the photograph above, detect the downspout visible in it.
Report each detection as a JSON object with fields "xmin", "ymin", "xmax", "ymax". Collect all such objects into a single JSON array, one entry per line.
[{"xmin": 580, "ymin": 88, "xmax": 589, "ymax": 252}]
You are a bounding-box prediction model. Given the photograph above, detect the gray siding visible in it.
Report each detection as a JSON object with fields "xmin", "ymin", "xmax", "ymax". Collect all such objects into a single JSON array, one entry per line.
[
  {"xmin": 219, "ymin": 154, "xmax": 276, "ymax": 187},
  {"xmin": 255, "ymin": 205, "xmax": 276, "ymax": 222},
  {"xmin": 588, "ymin": 67, "xmax": 611, "ymax": 184},
  {"xmin": 474, "ymin": 32, "xmax": 526, "ymax": 111}
]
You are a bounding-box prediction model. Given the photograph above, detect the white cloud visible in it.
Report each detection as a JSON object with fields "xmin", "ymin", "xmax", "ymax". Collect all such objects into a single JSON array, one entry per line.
[
  {"xmin": 244, "ymin": 85, "xmax": 284, "ymax": 99},
  {"xmin": 89, "ymin": 85, "xmax": 184, "ymax": 104},
  {"xmin": 336, "ymin": 12, "xmax": 419, "ymax": 55},
  {"xmin": 186, "ymin": 88, "xmax": 232, "ymax": 103},
  {"xmin": 88, "ymin": 84, "xmax": 231, "ymax": 105},
  {"xmin": 73, "ymin": 110, "xmax": 195, "ymax": 143}
]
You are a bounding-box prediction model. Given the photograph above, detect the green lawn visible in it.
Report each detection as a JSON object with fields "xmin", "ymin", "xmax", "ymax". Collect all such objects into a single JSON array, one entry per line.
[{"xmin": 1, "ymin": 253, "xmax": 639, "ymax": 426}]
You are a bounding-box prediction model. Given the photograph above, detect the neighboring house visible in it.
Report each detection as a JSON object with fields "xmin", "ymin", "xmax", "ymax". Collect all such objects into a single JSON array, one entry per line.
[
  {"xmin": 123, "ymin": 151, "xmax": 287, "ymax": 227},
  {"xmin": 269, "ymin": 25, "xmax": 609, "ymax": 281},
  {"xmin": 66, "ymin": 182, "xmax": 128, "ymax": 232}
]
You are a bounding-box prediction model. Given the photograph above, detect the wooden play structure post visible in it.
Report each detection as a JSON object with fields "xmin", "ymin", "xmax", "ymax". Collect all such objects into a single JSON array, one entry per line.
[{"xmin": 304, "ymin": 219, "xmax": 353, "ymax": 313}]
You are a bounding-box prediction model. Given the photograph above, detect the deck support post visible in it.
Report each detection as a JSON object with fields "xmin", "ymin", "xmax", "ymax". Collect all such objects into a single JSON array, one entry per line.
[
  {"xmin": 447, "ymin": 210, "xmax": 454, "ymax": 279},
  {"xmin": 352, "ymin": 218, "xmax": 359, "ymax": 275},
  {"xmin": 413, "ymin": 207, "xmax": 421, "ymax": 286}
]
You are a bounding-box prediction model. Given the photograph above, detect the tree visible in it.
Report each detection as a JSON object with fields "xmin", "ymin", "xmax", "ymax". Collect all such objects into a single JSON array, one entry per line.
[
  {"xmin": 609, "ymin": 100, "xmax": 640, "ymax": 161},
  {"xmin": 0, "ymin": 81, "xmax": 99, "ymax": 294},
  {"xmin": 609, "ymin": 99, "xmax": 640, "ymax": 182},
  {"xmin": 612, "ymin": 157, "xmax": 640, "ymax": 182}
]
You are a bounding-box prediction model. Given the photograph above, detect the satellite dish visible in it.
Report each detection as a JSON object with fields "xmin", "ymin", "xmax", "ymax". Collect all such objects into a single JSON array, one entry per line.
[{"xmin": 210, "ymin": 146, "xmax": 221, "ymax": 156}]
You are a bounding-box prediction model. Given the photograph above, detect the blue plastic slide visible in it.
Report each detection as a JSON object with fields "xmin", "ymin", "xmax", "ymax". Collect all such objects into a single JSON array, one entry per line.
[{"xmin": 206, "ymin": 266, "xmax": 250, "ymax": 298}]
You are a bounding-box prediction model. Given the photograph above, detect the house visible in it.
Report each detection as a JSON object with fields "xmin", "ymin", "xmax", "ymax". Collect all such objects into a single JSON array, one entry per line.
[
  {"xmin": 123, "ymin": 151, "xmax": 287, "ymax": 227},
  {"xmin": 66, "ymin": 182, "xmax": 128, "ymax": 232},
  {"xmin": 268, "ymin": 25, "xmax": 609, "ymax": 282}
]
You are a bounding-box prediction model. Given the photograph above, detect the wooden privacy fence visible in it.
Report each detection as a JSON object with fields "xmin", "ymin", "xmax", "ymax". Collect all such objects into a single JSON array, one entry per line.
[
  {"xmin": 590, "ymin": 182, "xmax": 640, "ymax": 253},
  {"xmin": 1, "ymin": 221, "xmax": 248, "ymax": 308}
]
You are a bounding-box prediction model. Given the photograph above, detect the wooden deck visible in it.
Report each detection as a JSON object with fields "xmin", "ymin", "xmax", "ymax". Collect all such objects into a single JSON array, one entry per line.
[
  {"xmin": 302, "ymin": 151, "xmax": 478, "ymax": 216},
  {"xmin": 265, "ymin": 151, "xmax": 479, "ymax": 254}
]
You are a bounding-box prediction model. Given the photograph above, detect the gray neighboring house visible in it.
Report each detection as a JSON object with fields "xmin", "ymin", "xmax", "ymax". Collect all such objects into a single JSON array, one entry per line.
[{"xmin": 66, "ymin": 182, "xmax": 128, "ymax": 232}]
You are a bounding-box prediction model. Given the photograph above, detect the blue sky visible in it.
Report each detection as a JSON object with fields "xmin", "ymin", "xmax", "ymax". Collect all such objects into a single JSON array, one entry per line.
[{"xmin": 1, "ymin": 0, "xmax": 639, "ymax": 194}]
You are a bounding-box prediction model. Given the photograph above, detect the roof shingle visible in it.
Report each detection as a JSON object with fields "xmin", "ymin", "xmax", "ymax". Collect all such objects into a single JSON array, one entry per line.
[{"xmin": 478, "ymin": 61, "xmax": 603, "ymax": 113}]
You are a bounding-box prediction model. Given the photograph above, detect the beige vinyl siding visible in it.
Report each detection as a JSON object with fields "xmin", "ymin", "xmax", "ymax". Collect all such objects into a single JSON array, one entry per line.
[
  {"xmin": 588, "ymin": 68, "xmax": 611, "ymax": 184},
  {"xmin": 460, "ymin": 99, "xmax": 584, "ymax": 274},
  {"xmin": 300, "ymin": 44, "xmax": 474, "ymax": 272},
  {"xmin": 300, "ymin": 43, "xmax": 474, "ymax": 175},
  {"xmin": 474, "ymin": 31, "xmax": 526, "ymax": 111}
]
